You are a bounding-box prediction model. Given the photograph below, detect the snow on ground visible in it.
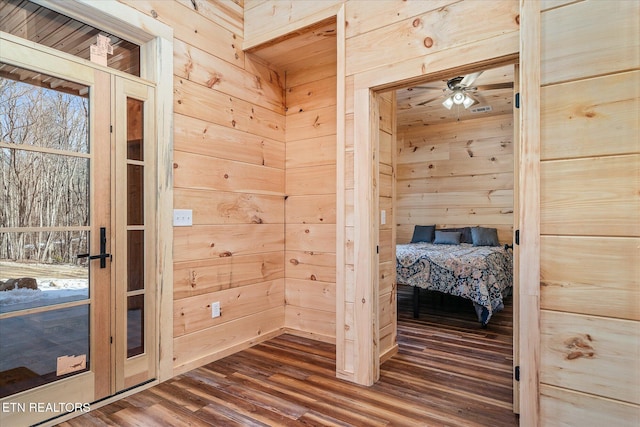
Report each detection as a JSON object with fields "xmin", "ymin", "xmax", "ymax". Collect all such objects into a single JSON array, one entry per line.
[
  {"xmin": 0, "ymin": 263, "xmax": 89, "ymax": 312},
  {"xmin": 0, "ymin": 279, "xmax": 88, "ymax": 305}
]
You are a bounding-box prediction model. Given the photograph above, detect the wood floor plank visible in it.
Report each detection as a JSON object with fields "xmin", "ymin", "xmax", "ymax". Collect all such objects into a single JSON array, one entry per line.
[{"xmin": 56, "ymin": 284, "xmax": 518, "ymax": 426}]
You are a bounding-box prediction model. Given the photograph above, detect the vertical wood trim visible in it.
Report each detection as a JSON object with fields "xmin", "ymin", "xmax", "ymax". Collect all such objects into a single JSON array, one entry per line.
[
  {"xmin": 335, "ymin": 5, "xmax": 348, "ymax": 379},
  {"xmin": 519, "ymin": 1, "xmax": 541, "ymax": 425},
  {"xmin": 371, "ymin": 91, "xmax": 381, "ymax": 382},
  {"xmin": 93, "ymin": 69, "xmax": 112, "ymax": 400},
  {"xmin": 152, "ymin": 35, "xmax": 174, "ymax": 383},
  {"xmin": 113, "ymin": 76, "xmax": 128, "ymax": 391},
  {"xmin": 512, "ymin": 63, "xmax": 521, "ymax": 415},
  {"xmin": 353, "ymin": 81, "xmax": 376, "ymax": 385},
  {"xmin": 390, "ymin": 90, "xmax": 397, "ymax": 358}
]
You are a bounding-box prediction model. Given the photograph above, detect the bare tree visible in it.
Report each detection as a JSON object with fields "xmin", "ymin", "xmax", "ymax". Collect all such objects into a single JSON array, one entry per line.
[{"xmin": 1, "ymin": 77, "xmax": 89, "ymax": 264}]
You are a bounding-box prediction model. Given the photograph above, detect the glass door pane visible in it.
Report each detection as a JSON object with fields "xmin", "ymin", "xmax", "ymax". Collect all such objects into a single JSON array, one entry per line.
[
  {"xmin": 0, "ymin": 63, "xmax": 91, "ymax": 397},
  {"xmin": 126, "ymin": 97, "xmax": 145, "ymax": 358}
]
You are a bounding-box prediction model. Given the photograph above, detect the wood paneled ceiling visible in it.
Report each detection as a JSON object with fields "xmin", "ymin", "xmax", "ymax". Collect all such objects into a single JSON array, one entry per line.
[
  {"xmin": 245, "ymin": 18, "xmax": 337, "ymax": 75},
  {"xmin": 396, "ymin": 64, "xmax": 515, "ymax": 128}
]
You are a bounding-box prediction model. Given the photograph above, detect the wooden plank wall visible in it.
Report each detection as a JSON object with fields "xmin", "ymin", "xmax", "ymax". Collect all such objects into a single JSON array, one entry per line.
[
  {"xmin": 243, "ymin": 0, "xmax": 342, "ymax": 50},
  {"xmin": 119, "ymin": 0, "xmax": 288, "ymax": 376},
  {"xmin": 245, "ymin": 0, "xmax": 520, "ymax": 384},
  {"xmin": 378, "ymin": 91, "xmax": 397, "ymax": 363},
  {"xmin": 396, "ymin": 113, "xmax": 514, "ymax": 244},
  {"xmin": 282, "ymin": 29, "xmax": 338, "ymax": 343},
  {"xmin": 539, "ymin": 1, "xmax": 640, "ymax": 425}
]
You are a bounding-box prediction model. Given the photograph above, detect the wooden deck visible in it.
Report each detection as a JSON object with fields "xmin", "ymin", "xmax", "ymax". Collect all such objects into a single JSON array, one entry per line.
[{"xmin": 58, "ymin": 285, "xmax": 518, "ymax": 426}]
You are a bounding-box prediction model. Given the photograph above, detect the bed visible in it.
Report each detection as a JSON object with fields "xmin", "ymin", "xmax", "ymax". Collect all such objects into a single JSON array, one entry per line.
[{"xmin": 396, "ymin": 227, "xmax": 513, "ymax": 327}]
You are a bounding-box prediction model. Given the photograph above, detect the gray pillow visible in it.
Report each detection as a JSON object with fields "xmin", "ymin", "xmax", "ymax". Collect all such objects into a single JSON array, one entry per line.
[
  {"xmin": 433, "ymin": 231, "xmax": 461, "ymax": 245},
  {"xmin": 471, "ymin": 226, "xmax": 499, "ymax": 246},
  {"xmin": 411, "ymin": 225, "xmax": 436, "ymax": 243},
  {"xmin": 439, "ymin": 227, "xmax": 472, "ymax": 244}
]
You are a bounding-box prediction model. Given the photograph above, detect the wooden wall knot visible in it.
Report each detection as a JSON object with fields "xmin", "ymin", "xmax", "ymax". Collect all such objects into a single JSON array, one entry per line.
[
  {"xmin": 289, "ymin": 259, "xmax": 299, "ymax": 265},
  {"xmin": 219, "ymin": 251, "xmax": 232, "ymax": 257},
  {"xmin": 184, "ymin": 59, "xmax": 193, "ymax": 80},
  {"xmin": 564, "ymin": 335, "xmax": 595, "ymax": 360},
  {"xmin": 310, "ymin": 274, "xmax": 317, "ymax": 281},
  {"xmin": 207, "ymin": 74, "xmax": 221, "ymax": 88},
  {"xmin": 423, "ymin": 37, "xmax": 434, "ymax": 48},
  {"xmin": 189, "ymin": 270, "xmax": 197, "ymax": 288},
  {"xmin": 251, "ymin": 215, "xmax": 263, "ymax": 224}
]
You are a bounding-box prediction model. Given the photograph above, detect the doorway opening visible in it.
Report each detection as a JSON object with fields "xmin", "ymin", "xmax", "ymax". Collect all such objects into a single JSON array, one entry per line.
[{"xmin": 372, "ymin": 59, "xmax": 520, "ymax": 414}]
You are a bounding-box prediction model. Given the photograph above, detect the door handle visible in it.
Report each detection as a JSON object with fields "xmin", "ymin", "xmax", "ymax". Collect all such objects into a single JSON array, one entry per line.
[{"xmin": 78, "ymin": 227, "xmax": 111, "ymax": 268}]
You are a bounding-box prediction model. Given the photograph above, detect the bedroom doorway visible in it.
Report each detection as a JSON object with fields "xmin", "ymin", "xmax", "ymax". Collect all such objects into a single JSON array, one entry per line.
[{"xmin": 374, "ymin": 60, "xmax": 520, "ymax": 413}]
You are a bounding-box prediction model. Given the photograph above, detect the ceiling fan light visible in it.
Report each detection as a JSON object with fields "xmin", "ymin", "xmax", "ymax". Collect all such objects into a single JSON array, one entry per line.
[
  {"xmin": 452, "ymin": 91, "xmax": 465, "ymax": 105},
  {"xmin": 462, "ymin": 94, "xmax": 476, "ymax": 109},
  {"xmin": 442, "ymin": 96, "xmax": 454, "ymax": 110}
]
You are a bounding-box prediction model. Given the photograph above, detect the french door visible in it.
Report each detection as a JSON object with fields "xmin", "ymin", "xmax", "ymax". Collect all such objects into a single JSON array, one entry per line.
[{"xmin": 0, "ymin": 34, "xmax": 156, "ymax": 426}]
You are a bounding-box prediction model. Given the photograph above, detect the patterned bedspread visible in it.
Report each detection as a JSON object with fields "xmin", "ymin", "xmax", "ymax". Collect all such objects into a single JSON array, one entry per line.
[{"xmin": 396, "ymin": 243, "xmax": 513, "ymax": 325}]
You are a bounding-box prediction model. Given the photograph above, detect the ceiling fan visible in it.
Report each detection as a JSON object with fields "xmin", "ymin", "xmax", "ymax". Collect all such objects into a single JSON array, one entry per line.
[{"xmin": 414, "ymin": 71, "xmax": 513, "ymax": 110}]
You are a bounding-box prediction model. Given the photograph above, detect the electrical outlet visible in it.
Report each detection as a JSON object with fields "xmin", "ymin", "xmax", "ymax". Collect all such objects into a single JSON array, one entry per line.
[
  {"xmin": 211, "ymin": 301, "xmax": 221, "ymax": 318},
  {"xmin": 173, "ymin": 209, "xmax": 192, "ymax": 226}
]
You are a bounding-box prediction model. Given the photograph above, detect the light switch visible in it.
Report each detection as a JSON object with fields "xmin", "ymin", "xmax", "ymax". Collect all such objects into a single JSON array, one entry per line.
[
  {"xmin": 173, "ymin": 209, "xmax": 192, "ymax": 226},
  {"xmin": 381, "ymin": 210, "xmax": 386, "ymax": 225}
]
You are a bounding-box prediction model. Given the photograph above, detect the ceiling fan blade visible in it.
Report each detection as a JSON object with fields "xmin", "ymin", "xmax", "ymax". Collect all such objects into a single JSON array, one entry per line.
[
  {"xmin": 412, "ymin": 86, "xmax": 444, "ymax": 90},
  {"xmin": 474, "ymin": 82, "xmax": 514, "ymax": 90},
  {"xmin": 460, "ymin": 71, "xmax": 483, "ymax": 87},
  {"xmin": 416, "ymin": 94, "xmax": 445, "ymax": 106}
]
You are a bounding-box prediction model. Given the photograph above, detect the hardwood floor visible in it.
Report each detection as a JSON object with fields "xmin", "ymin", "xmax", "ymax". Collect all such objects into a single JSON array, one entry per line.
[{"xmin": 57, "ymin": 285, "xmax": 518, "ymax": 426}]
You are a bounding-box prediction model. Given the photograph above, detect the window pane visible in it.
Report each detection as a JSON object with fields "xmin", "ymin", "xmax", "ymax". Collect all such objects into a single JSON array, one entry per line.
[
  {"xmin": 0, "ymin": 2, "xmax": 140, "ymax": 77},
  {"xmin": 0, "ymin": 305, "xmax": 90, "ymax": 398},
  {"xmin": 127, "ymin": 230, "xmax": 144, "ymax": 292},
  {"xmin": 0, "ymin": 65, "xmax": 89, "ymax": 153},
  {"xmin": 127, "ymin": 164, "xmax": 144, "ymax": 225},
  {"xmin": 0, "ymin": 149, "xmax": 89, "ymax": 228},
  {"xmin": 127, "ymin": 294, "xmax": 144, "ymax": 358},
  {"xmin": 127, "ymin": 97, "xmax": 143, "ymax": 161}
]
